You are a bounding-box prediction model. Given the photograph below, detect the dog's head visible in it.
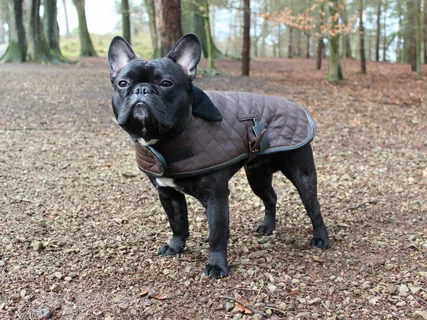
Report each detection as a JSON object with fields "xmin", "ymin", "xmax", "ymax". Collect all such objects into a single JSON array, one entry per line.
[{"xmin": 108, "ymin": 33, "xmax": 202, "ymax": 144}]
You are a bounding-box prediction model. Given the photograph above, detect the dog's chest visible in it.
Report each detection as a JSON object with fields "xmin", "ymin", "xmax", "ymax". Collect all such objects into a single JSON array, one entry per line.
[
  {"xmin": 155, "ymin": 177, "xmax": 190, "ymax": 195},
  {"xmin": 155, "ymin": 177, "xmax": 177, "ymax": 188}
]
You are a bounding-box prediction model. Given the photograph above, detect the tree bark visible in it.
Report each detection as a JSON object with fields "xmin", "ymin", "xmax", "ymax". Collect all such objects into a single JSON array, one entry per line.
[
  {"xmin": 382, "ymin": 0, "xmax": 387, "ymax": 61},
  {"xmin": 397, "ymin": 0, "xmax": 402, "ymax": 62},
  {"xmin": 121, "ymin": 0, "xmax": 131, "ymax": 44},
  {"xmin": 72, "ymin": 0, "xmax": 97, "ymax": 57},
  {"xmin": 0, "ymin": 0, "xmax": 7, "ymax": 43},
  {"xmin": 424, "ymin": 0, "xmax": 427, "ymax": 64},
  {"xmin": 62, "ymin": 0, "xmax": 70, "ymax": 37},
  {"xmin": 182, "ymin": 0, "xmax": 223, "ymax": 59},
  {"xmin": 327, "ymin": 0, "xmax": 343, "ymax": 84},
  {"xmin": 1, "ymin": 0, "xmax": 27, "ymax": 63},
  {"xmin": 403, "ymin": 0, "xmax": 416, "ymax": 66},
  {"xmin": 341, "ymin": 0, "xmax": 352, "ymax": 59},
  {"xmin": 358, "ymin": 0, "xmax": 367, "ymax": 73},
  {"xmin": 26, "ymin": 0, "xmax": 60, "ymax": 62},
  {"xmin": 375, "ymin": 0, "xmax": 381, "ymax": 61},
  {"xmin": 241, "ymin": 0, "xmax": 250, "ymax": 76},
  {"xmin": 156, "ymin": 0, "xmax": 182, "ymax": 56},
  {"xmin": 144, "ymin": 0, "xmax": 159, "ymax": 57},
  {"xmin": 252, "ymin": 10, "xmax": 259, "ymax": 57},
  {"xmin": 260, "ymin": 0, "xmax": 268, "ymax": 57},
  {"xmin": 316, "ymin": 0, "xmax": 324, "ymax": 70},
  {"xmin": 44, "ymin": 0, "xmax": 68, "ymax": 62},
  {"xmin": 296, "ymin": 31, "xmax": 301, "ymax": 57},
  {"xmin": 201, "ymin": 0, "xmax": 215, "ymax": 69},
  {"xmin": 288, "ymin": 27, "xmax": 293, "ymax": 58},
  {"xmin": 416, "ymin": 0, "xmax": 421, "ymax": 78}
]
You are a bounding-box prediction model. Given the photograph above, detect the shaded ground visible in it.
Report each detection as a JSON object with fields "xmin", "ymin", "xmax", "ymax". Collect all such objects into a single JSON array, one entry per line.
[{"xmin": 0, "ymin": 57, "xmax": 426, "ymax": 320}]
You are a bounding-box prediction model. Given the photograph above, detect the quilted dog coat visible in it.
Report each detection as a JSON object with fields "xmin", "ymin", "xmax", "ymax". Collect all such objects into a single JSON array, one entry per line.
[{"xmin": 135, "ymin": 87, "xmax": 316, "ymax": 178}]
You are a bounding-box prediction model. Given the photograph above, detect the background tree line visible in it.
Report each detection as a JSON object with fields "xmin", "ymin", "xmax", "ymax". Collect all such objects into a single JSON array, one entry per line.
[{"xmin": 0, "ymin": 0, "xmax": 426, "ymax": 83}]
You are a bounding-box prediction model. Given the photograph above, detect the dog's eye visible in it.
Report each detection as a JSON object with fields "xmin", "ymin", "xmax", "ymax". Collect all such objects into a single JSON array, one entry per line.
[
  {"xmin": 159, "ymin": 80, "xmax": 173, "ymax": 87},
  {"xmin": 118, "ymin": 80, "xmax": 129, "ymax": 88}
]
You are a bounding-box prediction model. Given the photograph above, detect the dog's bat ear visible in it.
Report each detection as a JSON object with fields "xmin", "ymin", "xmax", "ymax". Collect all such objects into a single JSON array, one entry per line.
[
  {"xmin": 167, "ymin": 33, "xmax": 202, "ymax": 81},
  {"xmin": 108, "ymin": 36, "xmax": 137, "ymax": 83}
]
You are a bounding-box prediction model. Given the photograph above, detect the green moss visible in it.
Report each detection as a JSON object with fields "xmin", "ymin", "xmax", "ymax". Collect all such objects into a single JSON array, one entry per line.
[{"xmin": 60, "ymin": 32, "xmax": 153, "ymax": 59}]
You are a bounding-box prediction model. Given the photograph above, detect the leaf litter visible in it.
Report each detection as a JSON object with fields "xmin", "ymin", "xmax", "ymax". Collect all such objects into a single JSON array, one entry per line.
[{"xmin": 0, "ymin": 57, "xmax": 426, "ymax": 319}]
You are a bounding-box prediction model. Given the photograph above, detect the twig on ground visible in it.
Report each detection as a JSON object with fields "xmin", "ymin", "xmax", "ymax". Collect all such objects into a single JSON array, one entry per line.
[
  {"xmin": 219, "ymin": 295, "xmax": 269, "ymax": 317},
  {"xmin": 61, "ymin": 163, "xmax": 71, "ymax": 170},
  {"xmin": 265, "ymin": 304, "xmax": 286, "ymax": 315},
  {"xmin": 321, "ymin": 301, "xmax": 331, "ymax": 312},
  {"xmin": 264, "ymin": 286, "xmax": 277, "ymax": 300},
  {"xmin": 414, "ymin": 294, "xmax": 427, "ymax": 305},
  {"xmin": 347, "ymin": 198, "xmax": 378, "ymax": 211},
  {"xmin": 224, "ymin": 285, "xmax": 260, "ymax": 292},
  {"xmin": 254, "ymin": 282, "xmax": 264, "ymax": 302},
  {"xmin": 10, "ymin": 197, "xmax": 35, "ymax": 204},
  {"xmin": 0, "ymin": 127, "xmax": 56, "ymax": 131}
]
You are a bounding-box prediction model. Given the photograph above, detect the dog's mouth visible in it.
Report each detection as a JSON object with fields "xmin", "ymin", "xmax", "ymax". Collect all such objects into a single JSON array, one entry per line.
[{"xmin": 121, "ymin": 102, "xmax": 172, "ymax": 141}]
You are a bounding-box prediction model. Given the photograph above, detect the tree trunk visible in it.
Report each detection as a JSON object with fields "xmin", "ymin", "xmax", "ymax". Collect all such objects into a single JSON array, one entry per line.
[
  {"xmin": 277, "ymin": 24, "xmax": 282, "ymax": 57},
  {"xmin": 72, "ymin": 0, "xmax": 97, "ymax": 57},
  {"xmin": 1, "ymin": 0, "xmax": 27, "ymax": 63},
  {"xmin": 382, "ymin": 0, "xmax": 387, "ymax": 61},
  {"xmin": 416, "ymin": 0, "xmax": 421, "ymax": 78},
  {"xmin": 0, "ymin": 1, "xmax": 6, "ymax": 43},
  {"xmin": 397, "ymin": 1, "xmax": 403, "ymax": 62},
  {"xmin": 253, "ymin": 11, "xmax": 258, "ymax": 57},
  {"xmin": 0, "ymin": 22, "xmax": 5, "ymax": 44},
  {"xmin": 26, "ymin": 0, "xmax": 60, "ymax": 62},
  {"xmin": 316, "ymin": 0, "xmax": 324, "ymax": 70},
  {"xmin": 358, "ymin": 0, "xmax": 367, "ymax": 73},
  {"xmin": 144, "ymin": 0, "xmax": 159, "ymax": 57},
  {"xmin": 241, "ymin": 0, "xmax": 250, "ymax": 76},
  {"xmin": 424, "ymin": 0, "xmax": 427, "ymax": 64},
  {"xmin": 375, "ymin": 0, "xmax": 381, "ymax": 61},
  {"xmin": 62, "ymin": 0, "xmax": 70, "ymax": 37},
  {"xmin": 403, "ymin": 0, "xmax": 416, "ymax": 65},
  {"xmin": 201, "ymin": 0, "xmax": 215, "ymax": 69},
  {"xmin": 260, "ymin": 0, "xmax": 268, "ymax": 57},
  {"xmin": 296, "ymin": 31, "xmax": 301, "ymax": 57},
  {"xmin": 327, "ymin": 0, "xmax": 343, "ymax": 84},
  {"xmin": 306, "ymin": 33, "xmax": 310, "ymax": 58},
  {"xmin": 156, "ymin": 0, "xmax": 182, "ymax": 56},
  {"xmin": 44, "ymin": 0, "xmax": 68, "ymax": 62},
  {"xmin": 121, "ymin": 0, "xmax": 131, "ymax": 44},
  {"xmin": 182, "ymin": 0, "xmax": 223, "ymax": 59},
  {"xmin": 341, "ymin": 0, "xmax": 352, "ymax": 58},
  {"xmin": 288, "ymin": 27, "xmax": 293, "ymax": 58}
]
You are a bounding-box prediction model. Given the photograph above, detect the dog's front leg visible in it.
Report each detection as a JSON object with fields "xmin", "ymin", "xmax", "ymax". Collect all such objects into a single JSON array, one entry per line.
[
  {"xmin": 204, "ymin": 188, "xmax": 230, "ymax": 279},
  {"xmin": 157, "ymin": 187, "xmax": 189, "ymax": 256}
]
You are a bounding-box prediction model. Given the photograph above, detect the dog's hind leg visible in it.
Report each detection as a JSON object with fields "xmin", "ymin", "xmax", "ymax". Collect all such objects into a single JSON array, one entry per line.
[
  {"xmin": 276, "ymin": 144, "xmax": 329, "ymax": 248},
  {"xmin": 245, "ymin": 163, "xmax": 278, "ymax": 236},
  {"xmin": 156, "ymin": 186, "xmax": 190, "ymax": 256}
]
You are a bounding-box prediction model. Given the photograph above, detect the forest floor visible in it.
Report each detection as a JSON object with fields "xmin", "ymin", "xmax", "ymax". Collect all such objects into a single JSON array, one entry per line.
[{"xmin": 0, "ymin": 57, "xmax": 426, "ymax": 320}]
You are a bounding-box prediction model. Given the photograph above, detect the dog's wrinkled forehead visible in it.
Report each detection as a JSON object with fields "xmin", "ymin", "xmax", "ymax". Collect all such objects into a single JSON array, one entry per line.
[{"xmin": 118, "ymin": 58, "xmax": 187, "ymax": 84}]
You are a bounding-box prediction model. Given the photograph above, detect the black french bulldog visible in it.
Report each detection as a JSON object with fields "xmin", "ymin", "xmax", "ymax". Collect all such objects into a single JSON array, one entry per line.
[{"xmin": 107, "ymin": 33, "xmax": 329, "ymax": 278}]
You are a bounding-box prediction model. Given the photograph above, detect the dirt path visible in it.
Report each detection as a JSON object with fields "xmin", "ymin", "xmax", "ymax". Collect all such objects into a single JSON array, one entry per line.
[{"xmin": 0, "ymin": 58, "xmax": 426, "ymax": 319}]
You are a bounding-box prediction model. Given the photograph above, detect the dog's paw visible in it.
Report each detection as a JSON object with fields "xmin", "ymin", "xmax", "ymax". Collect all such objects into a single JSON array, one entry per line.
[
  {"xmin": 158, "ymin": 244, "xmax": 182, "ymax": 256},
  {"xmin": 311, "ymin": 237, "xmax": 329, "ymax": 249},
  {"xmin": 256, "ymin": 223, "xmax": 275, "ymax": 236},
  {"xmin": 159, "ymin": 237, "xmax": 186, "ymax": 256},
  {"xmin": 205, "ymin": 263, "xmax": 228, "ymax": 279},
  {"xmin": 205, "ymin": 251, "xmax": 228, "ymax": 278}
]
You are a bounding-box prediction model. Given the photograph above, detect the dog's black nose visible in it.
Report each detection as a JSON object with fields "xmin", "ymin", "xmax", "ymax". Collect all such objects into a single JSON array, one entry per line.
[{"xmin": 133, "ymin": 85, "xmax": 153, "ymax": 95}]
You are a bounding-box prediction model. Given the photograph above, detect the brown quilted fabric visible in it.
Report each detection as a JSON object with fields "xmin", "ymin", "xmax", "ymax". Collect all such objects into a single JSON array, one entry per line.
[
  {"xmin": 134, "ymin": 91, "xmax": 315, "ymax": 177},
  {"xmin": 135, "ymin": 143, "xmax": 164, "ymax": 175}
]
